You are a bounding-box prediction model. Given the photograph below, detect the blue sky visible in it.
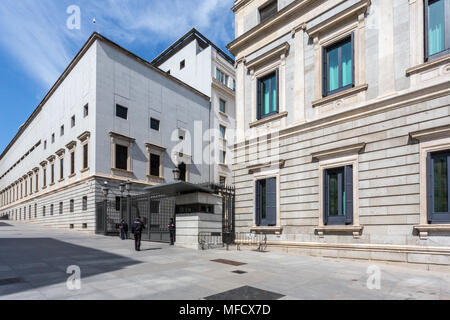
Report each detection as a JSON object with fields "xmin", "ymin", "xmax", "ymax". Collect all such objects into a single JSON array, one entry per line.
[{"xmin": 0, "ymin": 0, "xmax": 235, "ymax": 154}]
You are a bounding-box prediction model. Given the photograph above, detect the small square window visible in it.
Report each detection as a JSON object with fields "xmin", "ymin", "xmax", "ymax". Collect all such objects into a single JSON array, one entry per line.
[
  {"xmin": 180, "ymin": 60, "xmax": 185, "ymax": 70},
  {"xmin": 83, "ymin": 104, "xmax": 89, "ymax": 117},
  {"xmin": 150, "ymin": 118, "xmax": 160, "ymax": 131},
  {"xmin": 71, "ymin": 115, "xmax": 76, "ymax": 128},
  {"xmin": 116, "ymin": 104, "xmax": 128, "ymax": 120}
]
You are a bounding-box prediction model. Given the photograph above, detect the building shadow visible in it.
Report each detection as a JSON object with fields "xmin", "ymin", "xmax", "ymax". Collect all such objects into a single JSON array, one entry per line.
[{"xmin": 0, "ymin": 238, "xmax": 142, "ymax": 296}]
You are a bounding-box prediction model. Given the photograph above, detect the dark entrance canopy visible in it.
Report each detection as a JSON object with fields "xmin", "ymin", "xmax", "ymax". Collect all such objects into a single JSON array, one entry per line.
[{"xmin": 143, "ymin": 181, "xmax": 214, "ymax": 197}]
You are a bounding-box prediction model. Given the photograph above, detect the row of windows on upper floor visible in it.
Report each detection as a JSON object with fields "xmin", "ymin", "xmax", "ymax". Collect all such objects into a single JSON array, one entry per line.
[
  {"xmin": 3, "ymin": 196, "xmax": 89, "ymax": 222},
  {"xmin": 257, "ymin": 0, "xmax": 449, "ymax": 64},
  {"xmin": 255, "ymin": 149, "xmax": 450, "ymax": 228},
  {"xmin": 255, "ymin": 0, "xmax": 450, "ymax": 120},
  {"xmin": 0, "ymin": 140, "xmax": 89, "ymax": 207}
]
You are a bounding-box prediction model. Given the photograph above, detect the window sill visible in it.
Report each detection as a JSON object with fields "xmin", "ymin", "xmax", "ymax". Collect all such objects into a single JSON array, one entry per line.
[
  {"xmin": 315, "ymin": 225, "xmax": 364, "ymax": 239},
  {"xmin": 58, "ymin": 179, "xmax": 64, "ymax": 183},
  {"xmin": 249, "ymin": 111, "xmax": 288, "ymax": 128},
  {"xmin": 219, "ymin": 163, "xmax": 228, "ymax": 168},
  {"xmin": 80, "ymin": 167, "xmax": 90, "ymax": 173},
  {"xmin": 68, "ymin": 173, "xmax": 76, "ymax": 179},
  {"xmin": 147, "ymin": 175, "xmax": 164, "ymax": 181},
  {"xmin": 250, "ymin": 226, "xmax": 283, "ymax": 236},
  {"xmin": 111, "ymin": 168, "xmax": 134, "ymax": 177},
  {"xmin": 218, "ymin": 111, "xmax": 228, "ymax": 118},
  {"xmin": 414, "ymin": 224, "xmax": 450, "ymax": 240},
  {"xmin": 406, "ymin": 54, "xmax": 450, "ymax": 76},
  {"xmin": 312, "ymin": 84, "xmax": 368, "ymax": 108}
]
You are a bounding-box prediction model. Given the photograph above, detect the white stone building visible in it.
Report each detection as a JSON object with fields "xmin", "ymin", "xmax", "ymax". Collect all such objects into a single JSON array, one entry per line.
[
  {"xmin": 152, "ymin": 28, "xmax": 237, "ymax": 186},
  {"xmin": 228, "ymin": 0, "xmax": 450, "ymax": 267},
  {"xmin": 0, "ymin": 33, "xmax": 215, "ymax": 232}
]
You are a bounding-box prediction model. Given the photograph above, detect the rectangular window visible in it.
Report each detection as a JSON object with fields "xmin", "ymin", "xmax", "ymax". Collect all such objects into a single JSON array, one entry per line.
[
  {"xmin": 51, "ymin": 133, "xmax": 55, "ymax": 143},
  {"xmin": 233, "ymin": 79, "xmax": 236, "ymax": 91},
  {"xmin": 70, "ymin": 199, "xmax": 74, "ymax": 213},
  {"xmin": 60, "ymin": 125, "xmax": 64, "ymax": 136},
  {"xmin": 427, "ymin": 150, "xmax": 450, "ymax": 223},
  {"xmin": 43, "ymin": 168, "xmax": 47, "ymax": 187},
  {"xmin": 150, "ymin": 154, "xmax": 160, "ymax": 177},
  {"xmin": 220, "ymin": 151, "xmax": 226, "ymax": 164},
  {"xmin": 219, "ymin": 125, "xmax": 226, "ymax": 139},
  {"xmin": 425, "ymin": 0, "xmax": 450, "ymax": 61},
  {"xmin": 220, "ymin": 176, "xmax": 226, "ymax": 186},
  {"xmin": 255, "ymin": 178, "xmax": 277, "ymax": 226},
  {"xmin": 219, "ymin": 99, "xmax": 226, "ymax": 113},
  {"xmin": 51, "ymin": 164, "xmax": 55, "ymax": 184},
  {"xmin": 150, "ymin": 118, "xmax": 160, "ymax": 131},
  {"xmin": 50, "ymin": 204, "xmax": 54, "ymax": 216},
  {"xmin": 323, "ymin": 166, "xmax": 353, "ymax": 225},
  {"xmin": 116, "ymin": 104, "xmax": 128, "ymax": 120},
  {"xmin": 82, "ymin": 196, "xmax": 88, "ymax": 211},
  {"xmin": 34, "ymin": 204, "xmax": 37, "ymax": 218},
  {"xmin": 44, "ymin": 140, "xmax": 47, "ymax": 150},
  {"xmin": 59, "ymin": 202, "xmax": 63, "ymax": 215},
  {"xmin": 216, "ymin": 69, "xmax": 228, "ymax": 86},
  {"xmin": 83, "ymin": 144, "xmax": 88, "ymax": 169},
  {"xmin": 70, "ymin": 152, "xmax": 75, "ymax": 175},
  {"xmin": 257, "ymin": 71, "xmax": 279, "ymax": 119},
  {"xmin": 84, "ymin": 104, "xmax": 89, "ymax": 117},
  {"xmin": 60, "ymin": 158, "xmax": 64, "ymax": 180},
  {"xmin": 259, "ymin": 0, "xmax": 278, "ymax": 23},
  {"xmin": 180, "ymin": 60, "xmax": 185, "ymax": 70},
  {"xmin": 43, "ymin": 206, "xmax": 46, "ymax": 217},
  {"xmin": 71, "ymin": 115, "xmax": 76, "ymax": 128},
  {"xmin": 115, "ymin": 144, "xmax": 128, "ymax": 170},
  {"xmin": 322, "ymin": 35, "xmax": 354, "ymax": 97}
]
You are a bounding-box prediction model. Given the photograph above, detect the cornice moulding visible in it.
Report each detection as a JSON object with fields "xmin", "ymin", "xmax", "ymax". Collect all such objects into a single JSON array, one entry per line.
[
  {"xmin": 306, "ymin": 0, "xmax": 371, "ymax": 38},
  {"xmin": 109, "ymin": 132, "xmax": 136, "ymax": 143},
  {"xmin": 145, "ymin": 143, "xmax": 166, "ymax": 152},
  {"xmin": 245, "ymin": 42, "xmax": 290, "ymax": 71},
  {"xmin": 77, "ymin": 131, "xmax": 91, "ymax": 142},
  {"xmin": 409, "ymin": 124, "xmax": 450, "ymax": 141},
  {"xmin": 311, "ymin": 143, "xmax": 366, "ymax": 161}
]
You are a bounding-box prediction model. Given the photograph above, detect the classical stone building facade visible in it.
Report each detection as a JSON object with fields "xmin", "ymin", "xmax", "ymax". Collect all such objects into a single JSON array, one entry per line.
[
  {"xmin": 152, "ymin": 29, "xmax": 237, "ymax": 186},
  {"xmin": 228, "ymin": 0, "xmax": 450, "ymax": 267},
  {"xmin": 0, "ymin": 33, "xmax": 213, "ymax": 232}
]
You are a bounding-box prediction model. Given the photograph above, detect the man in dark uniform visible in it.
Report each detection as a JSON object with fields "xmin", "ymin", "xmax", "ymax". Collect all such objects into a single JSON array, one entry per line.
[
  {"xmin": 168, "ymin": 218, "xmax": 176, "ymax": 245},
  {"xmin": 131, "ymin": 216, "xmax": 145, "ymax": 251},
  {"xmin": 119, "ymin": 219, "xmax": 128, "ymax": 240}
]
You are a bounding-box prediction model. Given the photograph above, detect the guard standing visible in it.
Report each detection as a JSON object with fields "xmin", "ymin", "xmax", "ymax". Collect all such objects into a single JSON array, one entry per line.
[
  {"xmin": 119, "ymin": 219, "xmax": 128, "ymax": 240},
  {"xmin": 168, "ymin": 218, "xmax": 176, "ymax": 245},
  {"xmin": 131, "ymin": 216, "xmax": 145, "ymax": 251}
]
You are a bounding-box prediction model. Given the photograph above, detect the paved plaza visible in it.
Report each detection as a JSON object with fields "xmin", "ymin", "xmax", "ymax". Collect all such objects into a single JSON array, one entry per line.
[{"xmin": 0, "ymin": 221, "xmax": 449, "ymax": 300}]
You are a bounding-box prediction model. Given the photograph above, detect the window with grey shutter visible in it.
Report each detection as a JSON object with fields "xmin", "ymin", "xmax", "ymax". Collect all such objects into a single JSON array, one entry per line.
[
  {"xmin": 428, "ymin": 150, "xmax": 450, "ymax": 223},
  {"xmin": 324, "ymin": 166, "xmax": 353, "ymax": 225},
  {"xmin": 255, "ymin": 178, "xmax": 277, "ymax": 226}
]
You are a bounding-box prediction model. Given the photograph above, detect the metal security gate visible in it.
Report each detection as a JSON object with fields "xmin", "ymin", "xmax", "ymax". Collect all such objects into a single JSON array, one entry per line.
[
  {"xmin": 96, "ymin": 193, "xmax": 175, "ymax": 243},
  {"xmin": 129, "ymin": 193, "xmax": 175, "ymax": 243}
]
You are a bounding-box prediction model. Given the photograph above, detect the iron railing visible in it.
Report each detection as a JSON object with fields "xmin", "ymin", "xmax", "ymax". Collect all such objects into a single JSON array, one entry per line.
[{"xmin": 235, "ymin": 232, "xmax": 267, "ymax": 252}]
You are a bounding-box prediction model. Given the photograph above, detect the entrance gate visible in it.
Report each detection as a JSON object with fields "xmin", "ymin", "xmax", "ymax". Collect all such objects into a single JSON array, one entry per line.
[
  {"xmin": 95, "ymin": 182, "xmax": 234, "ymax": 245},
  {"xmin": 95, "ymin": 193, "xmax": 175, "ymax": 243}
]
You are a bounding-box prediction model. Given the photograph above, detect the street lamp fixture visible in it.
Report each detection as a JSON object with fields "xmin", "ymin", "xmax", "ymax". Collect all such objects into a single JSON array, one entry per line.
[
  {"xmin": 125, "ymin": 180, "xmax": 132, "ymax": 195},
  {"xmin": 173, "ymin": 168, "xmax": 180, "ymax": 181},
  {"xmin": 119, "ymin": 183, "xmax": 125, "ymax": 195},
  {"xmin": 102, "ymin": 181, "xmax": 110, "ymax": 199}
]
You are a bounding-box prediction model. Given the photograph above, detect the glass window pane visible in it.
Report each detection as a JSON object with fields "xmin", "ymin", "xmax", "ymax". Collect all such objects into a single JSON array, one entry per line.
[
  {"xmin": 428, "ymin": 0, "xmax": 445, "ymax": 56},
  {"xmin": 261, "ymin": 180, "xmax": 267, "ymax": 219},
  {"xmin": 271, "ymin": 75, "xmax": 277, "ymax": 112},
  {"xmin": 342, "ymin": 41, "xmax": 353, "ymax": 87},
  {"xmin": 434, "ymin": 154, "xmax": 448, "ymax": 213},
  {"xmin": 328, "ymin": 47, "xmax": 339, "ymax": 92},
  {"xmin": 329, "ymin": 172, "xmax": 338, "ymax": 216},
  {"xmin": 263, "ymin": 78, "xmax": 270, "ymax": 115}
]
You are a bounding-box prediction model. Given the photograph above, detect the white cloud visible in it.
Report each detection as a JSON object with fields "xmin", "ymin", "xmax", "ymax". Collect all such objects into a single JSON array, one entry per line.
[{"xmin": 0, "ymin": 0, "xmax": 235, "ymax": 89}]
